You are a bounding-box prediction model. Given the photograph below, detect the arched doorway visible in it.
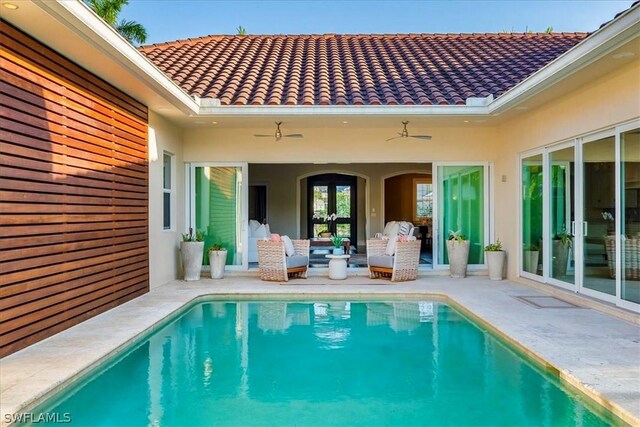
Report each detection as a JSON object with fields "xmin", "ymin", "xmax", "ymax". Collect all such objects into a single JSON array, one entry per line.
[{"xmin": 307, "ymin": 173, "xmax": 358, "ymax": 245}]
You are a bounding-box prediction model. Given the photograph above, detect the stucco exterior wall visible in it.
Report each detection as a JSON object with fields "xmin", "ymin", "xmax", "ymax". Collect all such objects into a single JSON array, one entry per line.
[
  {"xmin": 183, "ymin": 126, "xmax": 498, "ymax": 163},
  {"xmin": 495, "ymin": 59, "xmax": 640, "ymax": 279},
  {"xmin": 183, "ymin": 127, "xmax": 498, "ymax": 244},
  {"xmin": 148, "ymin": 112, "xmax": 185, "ymax": 288}
]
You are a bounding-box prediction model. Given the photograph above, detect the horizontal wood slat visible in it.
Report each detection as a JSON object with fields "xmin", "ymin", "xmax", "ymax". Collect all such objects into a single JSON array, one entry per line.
[
  {"xmin": 1, "ymin": 254, "xmax": 149, "ymax": 298},
  {"xmin": 0, "ymin": 287, "xmax": 147, "ymax": 357},
  {"xmin": 1, "ymin": 24, "xmax": 147, "ymax": 121},
  {"xmin": 0, "ymin": 21, "xmax": 150, "ymax": 357},
  {"xmin": 2, "ymin": 271, "xmax": 149, "ymax": 331},
  {"xmin": 3, "ymin": 119, "xmax": 149, "ymax": 166}
]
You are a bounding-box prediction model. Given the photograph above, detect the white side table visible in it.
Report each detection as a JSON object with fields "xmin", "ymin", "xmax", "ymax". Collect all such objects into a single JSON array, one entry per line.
[{"xmin": 326, "ymin": 254, "xmax": 351, "ymax": 280}]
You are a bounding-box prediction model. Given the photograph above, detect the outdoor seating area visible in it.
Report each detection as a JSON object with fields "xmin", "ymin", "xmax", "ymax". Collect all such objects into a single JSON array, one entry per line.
[{"xmin": 255, "ymin": 219, "xmax": 424, "ymax": 282}]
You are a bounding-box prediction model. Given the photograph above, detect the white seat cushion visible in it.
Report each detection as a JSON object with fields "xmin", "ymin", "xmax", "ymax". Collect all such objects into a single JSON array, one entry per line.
[
  {"xmin": 282, "ymin": 235, "xmax": 295, "ymax": 256},
  {"xmin": 383, "ymin": 221, "xmax": 396, "ymax": 236},
  {"xmin": 386, "ymin": 222, "xmax": 401, "ymax": 239},
  {"xmin": 249, "ymin": 219, "xmax": 261, "ymax": 235},
  {"xmin": 286, "ymin": 255, "xmax": 308, "ymax": 269},
  {"xmin": 369, "ymin": 255, "xmax": 394, "ymax": 268},
  {"xmin": 385, "ymin": 236, "xmax": 398, "ymax": 256}
]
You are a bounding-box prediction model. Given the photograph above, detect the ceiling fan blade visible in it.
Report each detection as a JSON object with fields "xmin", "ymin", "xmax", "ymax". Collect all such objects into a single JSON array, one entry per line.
[
  {"xmin": 283, "ymin": 134, "xmax": 304, "ymax": 138},
  {"xmin": 386, "ymin": 136, "xmax": 402, "ymax": 142},
  {"xmin": 254, "ymin": 134, "xmax": 273, "ymax": 137},
  {"xmin": 411, "ymin": 135, "xmax": 432, "ymax": 140}
]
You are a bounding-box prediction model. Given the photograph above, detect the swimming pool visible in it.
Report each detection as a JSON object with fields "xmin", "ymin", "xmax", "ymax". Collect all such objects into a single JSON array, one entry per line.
[{"xmin": 22, "ymin": 300, "xmax": 621, "ymax": 426}]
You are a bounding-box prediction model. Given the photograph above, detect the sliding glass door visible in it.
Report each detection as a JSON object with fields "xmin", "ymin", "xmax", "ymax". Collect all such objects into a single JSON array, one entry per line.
[
  {"xmin": 519, "ymin": 121, "xmax": 639, "ymax": 311},
  {"xmin": 189, "ymin": 163, "xmax": 247, "ymax": 269},
  {"xmin": 580, "ymin": 134, "xmax": 616, "ymax": 299},
  {"xmin": 434, "ymin": 164, "xmax": 488, "ymax": 268},
  {"xmin": 548, "ymin": 145, "xmax": 575, "ymax": 287},
  {"xmin": 521, "ymin": 154, "xmax": 543, "ymax": 278},
  {"xmin": 621, "ymin": 128, "xmax": 640, "ymax": 306}
]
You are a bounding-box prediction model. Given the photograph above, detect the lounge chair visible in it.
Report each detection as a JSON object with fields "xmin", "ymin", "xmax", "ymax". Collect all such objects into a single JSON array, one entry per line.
[
  {"xmin": 257, "ymin": 239, "xmax": 310, "ymax": 281},
  {"xmin": 366, "ymin": 238, "xmax": 421, "ymax": 282}
]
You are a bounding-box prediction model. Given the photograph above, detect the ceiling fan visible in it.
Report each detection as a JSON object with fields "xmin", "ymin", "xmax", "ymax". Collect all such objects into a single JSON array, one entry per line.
[
  {"xmin": 386, "ymin": 121, "xmax": 432, "ymax": 142},
  {"xmin": 254, "ymin": 122, "xmax": 303, "ymax": 142}
]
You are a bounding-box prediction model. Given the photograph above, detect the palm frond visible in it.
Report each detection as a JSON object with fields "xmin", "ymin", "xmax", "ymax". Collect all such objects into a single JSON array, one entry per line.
[
  {"xmin": 85, "ymin": 0, "xmax": 127, "ymax": 26},
  {"xmin": 116, "ymin": 19, "xmax": 148, "ymax": 44}
]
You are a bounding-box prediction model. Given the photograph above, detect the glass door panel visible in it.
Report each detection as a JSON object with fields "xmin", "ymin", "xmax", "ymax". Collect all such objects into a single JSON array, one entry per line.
[
  {"xmin": 582, "ymin": 136, "xmax": 616, "ymax": 296},
  {"xmin": 549, "ymin": 147, "xmax": 575, "ymax": 284},
  {"xmin": 522, "ymin": 154, "xmax": 543, "ymax": 276},
  {"xmin": 308, "ymin": 174, "xmax": 356, "ymax": 243},
  {"xmin": 312, "ymin": 185, "xmax": 329, "ymax": 236},
  {"xmin": 621, "ymin": 128, "xmax": 640, "ymax": 304},
  {"xmin": 194, "ymin": 166, "xmax": 243, "ymax": 266},
  {"xmin": 437, "ymin": 165, "xmax": 485, "ymax": 265}
]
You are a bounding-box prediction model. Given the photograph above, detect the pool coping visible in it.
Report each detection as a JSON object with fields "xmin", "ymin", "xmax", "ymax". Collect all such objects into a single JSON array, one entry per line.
[{"xmin": 1, "ymin": 275, "xmax": 639, "ymax": 426}]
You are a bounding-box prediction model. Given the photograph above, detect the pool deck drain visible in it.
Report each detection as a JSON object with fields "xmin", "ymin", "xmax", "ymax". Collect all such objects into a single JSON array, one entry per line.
[
  {"xmin": 1, "ymin": 274, "xmax": 639, "ymax": 426},
  {"xmin": 514, "ymin": 295, "xmax": 583, "ymax": 309}
]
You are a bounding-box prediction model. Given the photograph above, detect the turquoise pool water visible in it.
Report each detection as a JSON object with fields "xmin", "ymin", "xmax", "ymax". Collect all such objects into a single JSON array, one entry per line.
[{"xmin": 26, "ymin": 301, "xmax": 620, "ymax": 426}]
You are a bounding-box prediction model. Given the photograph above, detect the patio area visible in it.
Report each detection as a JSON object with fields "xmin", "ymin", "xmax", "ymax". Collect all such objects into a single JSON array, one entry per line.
[{"xmin": 1, "ymin": 273, "xmax": 639, "ymax": 426}]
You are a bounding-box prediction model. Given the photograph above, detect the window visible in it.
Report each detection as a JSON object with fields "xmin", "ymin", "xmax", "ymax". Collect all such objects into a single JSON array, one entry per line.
[
  {"xmin": 163, "ymin": 152, "xmax": 173, "ymax": 230},
  {"xmin": 413, "ymin": 178, "xmax": 433, "ymax": 222}
]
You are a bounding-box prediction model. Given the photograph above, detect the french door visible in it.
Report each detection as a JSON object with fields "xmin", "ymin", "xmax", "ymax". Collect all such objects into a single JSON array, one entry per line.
[
  {"xmin": 187, "ymin": 163, "xmax": 248, "ymax": 270},
  {"xmin": 433, "ymin": 163, "xmax": 490, "ymax": 270},
  {"xmin": 307, "ymin": 174, "xmax": 356, "ymax": 242}
]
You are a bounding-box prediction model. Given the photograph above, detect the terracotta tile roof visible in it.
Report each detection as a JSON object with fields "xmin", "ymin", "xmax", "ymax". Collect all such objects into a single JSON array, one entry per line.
[{"xmin": 140, "ymin": 33, "xmax": 588, "ymax": 106}]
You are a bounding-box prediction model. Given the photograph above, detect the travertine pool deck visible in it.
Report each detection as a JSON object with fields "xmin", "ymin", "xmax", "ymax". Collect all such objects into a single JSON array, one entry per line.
[{"xmin": 1, "ymin": 273, "xmax": 639, "ymax": 426}]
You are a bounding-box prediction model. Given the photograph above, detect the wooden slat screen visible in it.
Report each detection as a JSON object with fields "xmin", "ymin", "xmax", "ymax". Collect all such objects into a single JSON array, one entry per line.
[{"xmin": 0, "ymin": 21, "xmax": 149, "ymax": 357}]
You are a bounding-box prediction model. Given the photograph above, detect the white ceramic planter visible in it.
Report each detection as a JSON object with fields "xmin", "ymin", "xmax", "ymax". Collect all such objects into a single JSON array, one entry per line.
[
  {"xmin": 180, "ymin": 241, "xmax": 204, "ymax": 281},
  {"xmin": 486, "ymin": 251, "xmax": 505, "ymax": 280},
  {"xmin": 552, "ymin": 241, "xmax": 570, "ymax": 277},
  {"xmin": 446, "ymin": 240, "xmax": 470, "ymax": 278},
  {"xmin": 209, "ymin": 249, "xmax": 227, "ymax": 279},
  {"xmin": 523, "ymin": 250, "xmax": 539, "ymax": 274}
]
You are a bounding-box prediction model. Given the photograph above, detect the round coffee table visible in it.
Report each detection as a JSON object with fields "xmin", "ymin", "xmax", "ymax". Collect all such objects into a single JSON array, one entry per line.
[{"xmin": 325, "ymin": 254, "xmax": 351, "ymax": 280}]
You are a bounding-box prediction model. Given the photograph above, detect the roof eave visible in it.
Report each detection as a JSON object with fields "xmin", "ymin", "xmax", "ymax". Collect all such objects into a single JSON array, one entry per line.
[
  {"xmin": 488, "ymin": 3, "xmax": 640, "ymax": 115},
  {"xmin": 36, "ymin": 0, "xmax": 199, "ymax": 116},
  {"xmin": 196, "ymin": 104, "xmax": 491, "ymax": 116}
]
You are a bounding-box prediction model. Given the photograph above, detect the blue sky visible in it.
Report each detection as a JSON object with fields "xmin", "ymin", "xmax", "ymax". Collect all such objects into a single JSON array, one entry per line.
[{"xmin": 124, "ymin": 0, "xmax": 635, "ymax": 44}]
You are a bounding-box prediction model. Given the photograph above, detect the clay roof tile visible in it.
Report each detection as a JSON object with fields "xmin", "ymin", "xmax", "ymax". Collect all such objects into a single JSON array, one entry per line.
[{"xmin": 139, "ymin": 32, "xmax": 588, "ymax": 106}]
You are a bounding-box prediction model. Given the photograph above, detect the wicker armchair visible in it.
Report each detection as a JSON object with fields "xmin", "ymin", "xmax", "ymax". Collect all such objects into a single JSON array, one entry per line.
[
  {"xmin": 366, "ymin": 239, "xmax": 421, "ymax": 282},
  {"xmin": 257, "ymin": 239, "xmax": 310, "ymax": 282},
  {"xmin": 605, "ymin": 236, "xmax": 639, "ymax": 279}
]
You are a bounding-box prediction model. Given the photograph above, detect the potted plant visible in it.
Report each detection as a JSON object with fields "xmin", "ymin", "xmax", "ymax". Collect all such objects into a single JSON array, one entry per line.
[
  {"xmin": 208, "ymin": 243, "xmax": 227, "ymax": 279},
  {"xmin": 446, "ymin": 230, "xmax": 470, "ymax": 278},
  {"xmin": 484, "ymin": 240, "xmax": 505, "ymax": 280},
  {"xmin": 330, "ymin": 235, "xmax": 344, "ymax": 255},
  {"xmin": 180, "ymin": 228, "xmax": 204, "ymax": 281},
  {"xmin": 523, "ymin": 243, "xmax": 540, "ymax": 274},
  {"xmin": 552, "ymin": 227, "xmax": 572, "ymax": 277}
]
